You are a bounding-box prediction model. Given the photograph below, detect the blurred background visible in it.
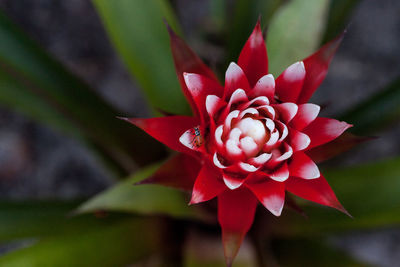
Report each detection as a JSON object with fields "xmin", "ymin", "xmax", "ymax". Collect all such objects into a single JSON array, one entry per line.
[{"xmin": 0, "ymin": 0, "xmax": 399, "ymax": 266}]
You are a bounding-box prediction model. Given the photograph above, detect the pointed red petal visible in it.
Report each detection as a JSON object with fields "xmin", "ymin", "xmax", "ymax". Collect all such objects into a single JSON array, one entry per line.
[
  {"xmin": 168, "ymin": 25, "xmax": 221, "ymax": 116},
  {"xmin": 222, "ymin": 173, "xmax": 245, "ymax": 190},
  {"xmin": 122, "ymin": 116, "xmax": 199, "ymax": 154},
  {"xmin": 249, "ymin": 74, "xmax": 275, "ymax": 100},
  {"xmin": 183, "ymin": 73, "xmax": 224, "ymax": 123},
  {"xmin": 290, "ymin": 103, "xmax": 320, "ymax": 130},
  {"xmin": 247, "ymin": 179, "xmax": 285, "ymax": 216},
  {"xmin": 224, "ymin": 62, "xmax": 251, "ymax": 99},
  {"xmin": 190, "ymin": 161, "xmax": 226, "ymax": 204},
  {"xmin": 136, "ymin": 153, "xmax": 201, "ymax": 191},
  {"xmin": 218, "ymin": 188, "xmax": 258, "ymax": 266},
  {"xmin": 268, "ymin": 163, "xmax": 290, "ymax": 182},
  {"xmin": 275, "ymin": 61, "xmax": 306, "ymax": 102},
  {"xmin": 297, "ymin": 32, "xmax": 344, "ymax": 104},
  {"xmin": 288, "ymin": 128, "xmax": 311, "ymax": 152},
  {"xmin": 303, "ymin": 117, "xmax": 352, "ymax": 149},
  {"xmin": 289, "ymin": 152, "xmax": 320, "ymax": 179},
  {"xmin": 206, "ymin": 95, "xmax": 225, "ymax": 119},
  {"xmin": 285, "ymin": 175, "xmax": 349, "ymax": 215},
  {"xmin": 273, "ymin": 103, "xmax": 298, "ymax": 123},
  {"xmin": 307, "ymin": 132, "xmax": 373, "ymax": 163},
  {"xmin": 238, "ymin": 20, "xmax": 268, "ymax": 87}
]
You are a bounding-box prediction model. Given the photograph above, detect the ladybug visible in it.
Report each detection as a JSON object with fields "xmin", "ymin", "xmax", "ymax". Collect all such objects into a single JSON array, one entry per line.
[{"xmin": 190, "ymin": 126, "xmax": 204, "ymax": 148}]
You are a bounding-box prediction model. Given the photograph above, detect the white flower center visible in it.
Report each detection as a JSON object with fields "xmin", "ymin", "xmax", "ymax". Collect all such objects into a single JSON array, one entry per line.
[{"xmin": 236, "ymin": 117, "xmax": 267, "ymax": 145}]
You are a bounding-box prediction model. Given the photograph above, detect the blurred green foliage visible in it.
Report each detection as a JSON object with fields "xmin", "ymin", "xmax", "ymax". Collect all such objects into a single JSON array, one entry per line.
[
  {"xmin": 0, "ymin": 217, "xmax": 159, "ymax": 267},
  {"xmin": 0, "ymin": 10, "xmax": 166, "ymax": 175},
  {"xmin": 267, "ymin": 0, "xmax": 330, "ymax": 75},
  {"xmin": 340, "ymin": 77, "xmax": 400, "ymax": 135},
  {"xmin": 274, "ymin": 157, "xmax": 400, "ymax": 236},
  {"xmin": 93, "ymin": 0, "xmax": 191, "ymax": 115},
  {"xmin": 77, "ymin": 163, "xmax": 202, "ymax": 220},
  {"xmin": 0, "ymin": 0, "xmax": 398, "ymax": 266}
]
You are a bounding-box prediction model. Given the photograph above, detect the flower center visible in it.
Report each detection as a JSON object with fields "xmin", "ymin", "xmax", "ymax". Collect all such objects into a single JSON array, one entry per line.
[{"xmin": 235, "ymin": 117, "xmax": 267, "ymax": 145}]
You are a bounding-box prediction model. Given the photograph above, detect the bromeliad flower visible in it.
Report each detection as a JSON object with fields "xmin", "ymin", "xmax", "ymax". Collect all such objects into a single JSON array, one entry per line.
[{"xmin": 122, "ymin": 21, "xmax": 358, "ymax": 265}]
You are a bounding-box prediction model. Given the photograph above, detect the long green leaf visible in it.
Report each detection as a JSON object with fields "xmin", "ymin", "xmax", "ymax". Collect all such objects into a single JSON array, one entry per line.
[
  {"xmin": 93, "ymin": 0, "xmax": 190, "ymax": 115},
  {"xmin": 0, "ymin": 218, "xmax": 158, "ymax": 267},
  {"xmin": 209, "ymin": 0, "xmax": 226, "ymax": 32},
  {"xmin": 0, "ymin": 201, "xmax": 76, "ymax": 242},
  {"xmin": 275, "ymin": 157, "xmax": 400, "ymax": 236},
  {"xmin": 339, "ymin": 77, "xmax": 400, "ymax": 135},
  {"xmin": 0, "ymin": 10, "xmax": 166, "ymax": 173},
  {"xmin": 0, "ymin": 70, "xmax": 79, "ymax": 137},
  {"xmin": 77, "ymin": 163, "xmax": 201, "ymax": 219},
  {"xmin": 267, "ymin": 0, "xmax": 330, "ymax": 76},
  {"xmin": 272, "ymin": 238, "xmax": 370, "ymax": 266},
  {"xmin": 0, "ymin": 201, "xmax": 137, "ymax": 242}
]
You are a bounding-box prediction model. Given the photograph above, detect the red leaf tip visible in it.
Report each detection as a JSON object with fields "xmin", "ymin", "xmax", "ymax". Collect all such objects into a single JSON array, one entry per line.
[
  {"xmin": 133, "ymin": 179, "xmax": 150, "ymax": 186},
  {"xmin": 337, "ymin": 205, "xmax": 353, "ymax": 218},
  {"xmin": 321, "ymin": 31, "xmax": 346, "ymax": 61},
  {"xmin": 256, "ymin": 15, "xmax": 262, "ymax": 27},
  {"xmin": 222, "ymin": 231, "xmax": 243, "ymax": 267},
  {"xmin": 117, "ymin": 117, "xmax": 146, "ymax": 129},
  {"xmin": 116, "ymin": 116, "xmax": 129, "ymax": 122},
  {"xmin": 189, "ymin": 192, "xmax": 202, "ymax": 205},
  {"xmin": 163, "ymin": 18, "xmax": 178, "ymax": 39}
]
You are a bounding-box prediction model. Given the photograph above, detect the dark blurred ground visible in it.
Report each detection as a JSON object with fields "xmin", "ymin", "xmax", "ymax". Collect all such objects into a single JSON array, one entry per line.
[{"xmin": 0, "ymin": 0, "xmax": 399, "ymax": 266}]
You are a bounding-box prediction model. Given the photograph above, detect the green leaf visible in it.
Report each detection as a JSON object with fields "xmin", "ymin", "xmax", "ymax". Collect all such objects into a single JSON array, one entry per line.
[
  {"xmin": 0, "ymin": 70, "xmax": 80, "ymax": 137},
  {"xmin": 275, "ymin": 157, "xmax": 400, "ymax": 236},
  {"xmin": 267, "ymin": 0, "xmax": 330, "ymax": 76},
  {"xmin": 93, "ymin": 0, "xmax": 190, "ymax": 115},
  {"xmin": 209, "ymin": 0, "xmax": 226, "ymax": 33},
  {"xmin": 0, "ymin": 201, "xmax": 75, "ymax": 242},
  {"xmin": 272, "ymin": 238, "xmax": 370, "ymax": 266},
  {"xmin": 0, "ymin": 10, "xmax": 166, "ymax": 173},
  {"xmin": 339, "ymin": 77, "xmax": 400, "ymax": 135},
  {"xmin": 323, "ymin": 0, "xmax": 361, "ymax": 43},
  {"xmin": 77, "ymin": 163, "xmax": 201, "ymax": 219},
  {"xmin": 0, "ymin": 218, "xmax": 159, "ymax": 267},
  {"xmin": 0, "ymin": 201, "xmax": 139, "ymax": 242}
]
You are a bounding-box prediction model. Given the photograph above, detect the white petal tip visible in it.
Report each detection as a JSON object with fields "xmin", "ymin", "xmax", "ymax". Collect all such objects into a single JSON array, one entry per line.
[
  {"xmin": 206, "ymin": 95, "xmax": 221, "ymax": 116},
  {"xmin": 223, "ymin": 176, "xmax": 243, "ymax": 190},
  {"xmin": 270, "ymin": 208, "xmax": 283, "ymax": 217},
  {"xmin": 262, "ymin": 195, "xmax": 284, "ymax": 216},
  {"xmin": 226, "ymin": 62, "xmax": 244, "ymax": 79},
  {"xmin": 239, "ymin": 162, "xmax": 258, "ymax": 172},
  {"xmin": 284, "ymin": 61, "xmax": 306, "ymax": 82},
  {"xmin": 179, "ymin": 129, "xmax": 197, "ymax": 150},
  {"xmin": 261, "ymin": 74, "xmax": 275, "ymax": 85},
  {"xmin": 269, "ymin": 175, "xmax": 289, "ymax": 182},
  {"xmin": 308, "ymin": 168, "xmax": 321, "ymax": 179},
  {"xmin": 266, "ymin": 73, "xmax": 275, "ymax": 80},
  {"xmin": 183, "ymin": 72, "xmax": 195, "ymax": 86},
  {"xmin": 189, "ymin": 191, "xmax": 204, "ymax": 205},
  {"xmin": 228, "ymin": 62, "xmax": 239, "ymax": 69},
  {"xmin": 213, "ymin": 153, "xmax": 227, "ymax": 169}
]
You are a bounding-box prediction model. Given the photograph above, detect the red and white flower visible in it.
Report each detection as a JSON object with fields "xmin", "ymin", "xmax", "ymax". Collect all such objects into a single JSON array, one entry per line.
[{"xmin": 123, "ymin": 21, "xmax": 360, "ymax": 265}]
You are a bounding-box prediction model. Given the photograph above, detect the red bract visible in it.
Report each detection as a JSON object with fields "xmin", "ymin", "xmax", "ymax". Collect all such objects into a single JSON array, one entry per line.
[{"xmin": 123, "ymin": 21, "xmax": 360, "ymax": 266}]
